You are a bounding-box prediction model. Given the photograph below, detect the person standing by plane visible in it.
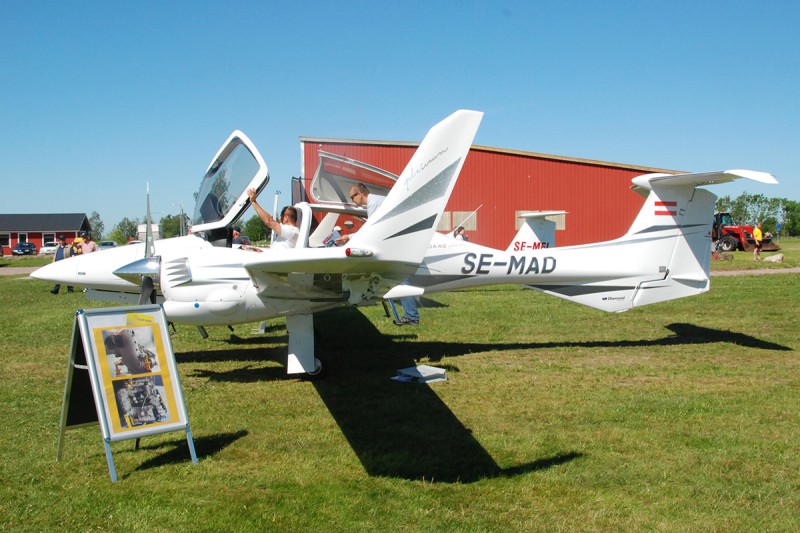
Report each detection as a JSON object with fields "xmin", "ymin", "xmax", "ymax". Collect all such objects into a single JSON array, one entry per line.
[
  {"xmin": 70, "ymin": 234, "xmax": 84, "ymax": 256},
  {"xmin": 50, "ymin": 235, "xmax": 73, "ymax": 294},
  {"xmin": 337, "ymin": 183, "xmax": 419, "ymax": 326},
  {"xmin": 453, "ymin": 226, "xmax": 467, "ymax": 240},
  {"xmin": 753, "ymin": 221, "xmax": 763, "ymax": 261},
  {"xmin": 80, "ymin": 232, "xmax": 99, "ymax": 254},
  {"xmin": 246, "ymin": 188, "xmax": 300, "ymax": 249}
]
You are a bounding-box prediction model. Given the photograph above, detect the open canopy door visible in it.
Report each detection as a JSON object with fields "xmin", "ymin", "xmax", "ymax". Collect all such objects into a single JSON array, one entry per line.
[
  {"xmin": 190, "ymin": 130, "xmax": 269, "ymax": 235},
  {"xmin": 308, "ymin": 151, "xmax": 397, "ymax": 205}
]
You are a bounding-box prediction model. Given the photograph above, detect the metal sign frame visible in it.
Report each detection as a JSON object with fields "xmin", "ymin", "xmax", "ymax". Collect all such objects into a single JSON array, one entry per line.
[{"xmin": 57, "ymin": 304, "xmax": 196, "ymax": 481}]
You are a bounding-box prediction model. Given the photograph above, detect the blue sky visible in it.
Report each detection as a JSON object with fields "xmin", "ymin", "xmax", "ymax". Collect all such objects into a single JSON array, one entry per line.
[{"xmin": 2, "ymin": 1, "xmax": 797, "ymax": 233}]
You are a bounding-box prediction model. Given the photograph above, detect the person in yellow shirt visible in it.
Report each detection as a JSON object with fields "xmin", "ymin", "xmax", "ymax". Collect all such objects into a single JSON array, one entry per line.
[{"xmin": 753, "ymin": 221, "xmax": 763, "ymax": 261}]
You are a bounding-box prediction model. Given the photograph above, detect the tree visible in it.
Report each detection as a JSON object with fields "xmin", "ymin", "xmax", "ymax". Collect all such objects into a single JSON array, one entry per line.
[
  {"xmin": 715, "ymin": 195, "xmax": 732, "ymax": 213},
  {"xmin": 160, "ymin": 213, "xmax": 190, "ymax": 238},
  {"xmin": 88, "ymin": 211, "xmax": 104, "ymax": 240},
  {"xmin": 727, "ymin": 192, "xmax": 752, "ymax": 226},
  {"xmin": 780, "ymin": 200, "xmax": 800, "ymax": 237},
  {"xmin": 108, "ymin": 217, "xmax": 140, "ymax": 243},
  {"xmin": 243, "ymin": 215, "xmax": 269, "ymax": 243},
  {"xmin": 717, "ymin": 192, "xmax": 799, "ymax": 237},
  {"xmin": 719, "ymin": 192, "xmax": 781, "ymax": 228}
]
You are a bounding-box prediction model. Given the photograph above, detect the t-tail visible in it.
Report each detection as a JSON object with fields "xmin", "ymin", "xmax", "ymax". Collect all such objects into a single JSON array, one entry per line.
[{"xmin": 526, "ymin": 169, "xmax": 778, "ymax": 311}]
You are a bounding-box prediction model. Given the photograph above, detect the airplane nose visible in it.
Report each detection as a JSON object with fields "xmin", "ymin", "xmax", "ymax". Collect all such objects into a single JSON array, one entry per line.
[
  {"xmin": 30, "ymin": 249, "xmax": 142, "ymax": 291},
  {"xmin": 31, "ymin": 259, "xmax": 78, "ymax": 284}
]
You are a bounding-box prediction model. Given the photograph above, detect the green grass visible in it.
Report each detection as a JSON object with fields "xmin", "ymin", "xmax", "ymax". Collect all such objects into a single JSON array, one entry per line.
[
  {"xmin": 0, "ymin": 255, "xmax": 52, "ymax": 268},
  {"xmin": 1, "ymin": 261, "xmax": 799, "ymax": 530}
]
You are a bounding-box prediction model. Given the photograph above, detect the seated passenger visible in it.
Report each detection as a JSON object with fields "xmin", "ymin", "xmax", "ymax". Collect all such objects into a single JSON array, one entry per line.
[
  {"xmin": 231, "ymin": 226, "xmax": 249, "ymax": 248},
  {"xmin": 246, "ymin": 188, "xmax": 300, "ymax": 250}
]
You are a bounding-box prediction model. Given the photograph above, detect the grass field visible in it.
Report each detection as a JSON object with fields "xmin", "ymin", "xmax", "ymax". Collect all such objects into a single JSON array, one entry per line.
[{"xmin": 1, "ymin": 243, "xmax": 798, "ymax": 531}]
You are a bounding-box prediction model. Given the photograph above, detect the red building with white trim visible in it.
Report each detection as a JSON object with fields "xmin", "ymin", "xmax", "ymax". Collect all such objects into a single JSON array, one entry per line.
[{"xmin": 0, "ymin": 213, "xmax": 91, "ymax": 255}]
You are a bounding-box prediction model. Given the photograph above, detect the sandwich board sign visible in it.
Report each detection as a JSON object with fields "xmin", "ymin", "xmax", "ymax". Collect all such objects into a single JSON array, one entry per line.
[{"xmin": 57, "ymin": 304, "xmax": 196, "ymax": 481}]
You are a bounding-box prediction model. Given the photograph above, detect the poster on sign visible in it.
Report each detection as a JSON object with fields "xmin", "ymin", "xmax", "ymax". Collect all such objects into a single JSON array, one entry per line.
[{"xmin": 59, "ymin": 304, "xmax": 196, "ymax": 481}]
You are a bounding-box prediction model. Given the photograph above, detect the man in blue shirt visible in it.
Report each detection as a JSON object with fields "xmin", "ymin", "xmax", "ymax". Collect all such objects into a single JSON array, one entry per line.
[
  {"xmin": 338, "ymin": 183, "xmax": 419, "ymax": 326},
  {"xmin": 50, "ymin": 235, "xmax": 73, "ymax": 294}
]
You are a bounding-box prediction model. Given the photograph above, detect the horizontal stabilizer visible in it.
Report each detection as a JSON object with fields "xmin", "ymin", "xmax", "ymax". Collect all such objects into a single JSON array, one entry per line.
[{"xmin": 632, "ymin": 169, "xmax": 778, "ymax": 193}]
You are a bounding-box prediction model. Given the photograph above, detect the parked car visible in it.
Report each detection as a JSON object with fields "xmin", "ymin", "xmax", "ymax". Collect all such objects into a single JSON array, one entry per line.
[
  {"xmin": 39, "ymin": 241, "xmax": 60, "ymax": 255},
  {"xmin": 128, "ymin": 240, "xmax": 143, "ymax": 245},
  {"xmin": 13, "ymin": 242, "xmax": 38, "ymax": 255},
  {"xmin": 98, "ymin": 240, "xmax": 118, "ymax": 250}
]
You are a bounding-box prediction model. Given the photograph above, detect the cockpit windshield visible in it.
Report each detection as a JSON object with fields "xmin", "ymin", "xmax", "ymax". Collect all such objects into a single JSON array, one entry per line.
[
  {"xmin": 192, "ymin": 140, "xmax": 264, "ymax": 227},
  {"xmin": 192, "ymin": 144, "xmax": 259, "ymax": 224}
]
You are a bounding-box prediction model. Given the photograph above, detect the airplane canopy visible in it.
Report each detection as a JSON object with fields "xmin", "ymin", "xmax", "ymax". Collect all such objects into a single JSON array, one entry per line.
[
  {"xmin": 190, "ymin": 130, "xmax": 269, "ymax": 234},
  {"xmin": 308, "ymin": 151, "xmax": 396, "ymax": 205}
]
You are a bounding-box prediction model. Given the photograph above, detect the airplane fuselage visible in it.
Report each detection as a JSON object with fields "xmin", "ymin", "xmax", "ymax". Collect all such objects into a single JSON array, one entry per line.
[{"xmin": 408, "ymin": 229, "xmax": 705, "ymax": 313}]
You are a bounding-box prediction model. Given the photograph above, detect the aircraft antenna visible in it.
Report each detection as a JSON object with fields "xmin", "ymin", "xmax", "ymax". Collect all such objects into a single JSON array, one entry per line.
[{"xmin": 454, "ymin": 204, "xmax": 483, "ymax": 231}]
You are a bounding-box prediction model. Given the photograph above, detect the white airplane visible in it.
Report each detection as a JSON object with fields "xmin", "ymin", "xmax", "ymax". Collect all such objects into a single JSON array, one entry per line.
[
  {"xmin": 32, "ymin": 110, "xmax": 778, "ymax": 377},
  {"xmin": 33, "ymin": 110, "xmax": 483, "ymax": 376}
]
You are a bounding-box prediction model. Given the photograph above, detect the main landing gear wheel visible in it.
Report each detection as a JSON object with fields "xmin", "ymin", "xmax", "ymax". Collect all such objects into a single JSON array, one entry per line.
[{"xmin": 302, "ymin": 357, "xmax": 328, "ymax": 381}]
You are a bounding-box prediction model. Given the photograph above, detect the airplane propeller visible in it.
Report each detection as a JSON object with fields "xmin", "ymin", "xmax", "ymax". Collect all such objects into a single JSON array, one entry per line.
[{"xmin": 110, "ymin": 182, "xmax": 161, "ymax": 304}]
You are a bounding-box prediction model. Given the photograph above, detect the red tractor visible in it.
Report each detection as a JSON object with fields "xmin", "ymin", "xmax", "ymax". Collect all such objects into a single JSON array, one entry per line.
[{"xmin": 712, "ymin": 212, "xmax": 780, "ymax": 252}]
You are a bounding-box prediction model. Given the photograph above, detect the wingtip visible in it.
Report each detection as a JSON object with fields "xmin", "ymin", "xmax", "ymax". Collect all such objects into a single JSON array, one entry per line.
[{"xmin": 724, "ymin": 169, "xmax": 779, "ymax": 185}]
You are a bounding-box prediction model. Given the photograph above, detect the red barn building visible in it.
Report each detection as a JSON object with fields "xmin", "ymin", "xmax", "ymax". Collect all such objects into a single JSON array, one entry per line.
[
  {"xmin": 0, "ymin": 213, "xmax": 91, "ymax": 255},
  {"xmin": 299, "ymin": 138, "xmax": 679, "ymax": 249}
]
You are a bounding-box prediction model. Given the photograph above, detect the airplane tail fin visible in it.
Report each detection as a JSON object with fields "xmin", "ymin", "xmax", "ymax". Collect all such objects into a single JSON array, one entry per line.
[
  {"xmin": 529, "ymin": 170, "xmax": 777, "ymax": 312},
  {"xmin": 348, "ymin": 109, "xmax": 483, "ymax": 268},
  {"xmin": 626, "ymin": 170, "xmax": 777, "ymax": 308}
]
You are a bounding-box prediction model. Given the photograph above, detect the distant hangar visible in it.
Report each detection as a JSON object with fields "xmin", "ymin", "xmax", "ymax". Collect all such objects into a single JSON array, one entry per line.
[{"xmin": 299, "ymin": 137, "xmax": 680, "ymax": 249}]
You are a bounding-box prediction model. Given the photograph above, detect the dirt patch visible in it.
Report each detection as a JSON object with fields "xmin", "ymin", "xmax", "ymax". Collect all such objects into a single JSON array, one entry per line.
[
  {"xmin": 711, "ymin": 267, "xmax": 800, "ymax": 277},
  {"xmin": 0, "ymin": 267, "xmax": 39, "ymax": 276}
]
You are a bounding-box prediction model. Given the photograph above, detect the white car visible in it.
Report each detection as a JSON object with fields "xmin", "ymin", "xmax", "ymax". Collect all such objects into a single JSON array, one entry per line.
[{"xmin": 39, "ymin": 242, "xmax": 60, "ymax": 255}]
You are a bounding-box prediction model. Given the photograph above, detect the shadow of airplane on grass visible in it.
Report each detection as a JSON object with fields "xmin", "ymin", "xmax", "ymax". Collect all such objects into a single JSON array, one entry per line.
[{"xmin": 173, "ymin": 308, "xmax": 790, "ymax": 483}]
